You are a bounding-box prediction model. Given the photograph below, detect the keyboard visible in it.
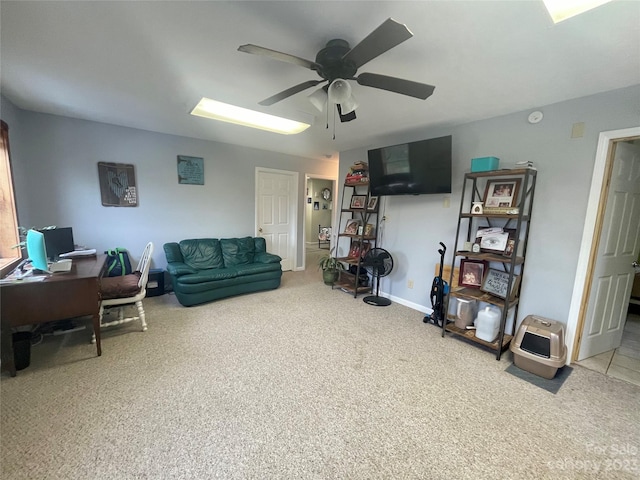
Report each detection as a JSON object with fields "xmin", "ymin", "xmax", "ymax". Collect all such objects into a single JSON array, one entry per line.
[{"xmin": 48, "ymin": 259, "xmax": 73, "ymax": 273}]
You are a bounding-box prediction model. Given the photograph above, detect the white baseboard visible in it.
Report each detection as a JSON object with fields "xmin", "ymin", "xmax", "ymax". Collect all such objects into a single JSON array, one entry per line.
[{"xmin": 378, "ymin": 291, "xmax": 432, "ymax": 315}]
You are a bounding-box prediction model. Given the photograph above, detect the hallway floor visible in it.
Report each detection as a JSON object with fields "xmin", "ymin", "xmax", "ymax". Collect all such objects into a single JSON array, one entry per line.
[{"xmin": 575, "ymin": 312, "xmax": 640, "ymax": 387}]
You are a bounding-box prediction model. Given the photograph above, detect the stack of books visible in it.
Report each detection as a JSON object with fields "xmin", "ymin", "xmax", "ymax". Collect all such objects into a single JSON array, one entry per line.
[{"xmin": 515, "ymin": 160, "xmax": 536, "ymax": 170}]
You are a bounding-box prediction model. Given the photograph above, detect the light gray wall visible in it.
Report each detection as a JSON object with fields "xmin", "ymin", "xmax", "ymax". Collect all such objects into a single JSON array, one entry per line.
[
  {"xmin": 339, "ymin": 85, "xmax": 640, "ymax": 327},
  {"xmin": 1, "ymin": 98, "xmax": 337, "ymax": 269}
]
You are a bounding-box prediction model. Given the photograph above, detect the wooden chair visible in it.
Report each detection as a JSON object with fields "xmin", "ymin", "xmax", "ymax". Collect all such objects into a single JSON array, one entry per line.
[{"xmin": 92, "ymin": 242, "xmax": 154, "ymax": 343}]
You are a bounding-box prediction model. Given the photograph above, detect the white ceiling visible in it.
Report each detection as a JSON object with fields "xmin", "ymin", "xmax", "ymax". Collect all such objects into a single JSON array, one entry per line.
[{"xmin": 1, "ymin": 1, "xmax": 639, "ymax": 160}]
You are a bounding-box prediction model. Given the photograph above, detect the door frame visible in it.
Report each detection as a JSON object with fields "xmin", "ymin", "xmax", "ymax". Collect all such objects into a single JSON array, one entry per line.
[
  {"xmin": 302, "ymin": 173, "xmax": 338, "ymax": 270},
  {"xmin": 255, "ymin": 167, "xmax": 298, "ymax": 271},
  {"xmin": 566, "ymin": 126, "xmax": 640, "ymax": 363}
]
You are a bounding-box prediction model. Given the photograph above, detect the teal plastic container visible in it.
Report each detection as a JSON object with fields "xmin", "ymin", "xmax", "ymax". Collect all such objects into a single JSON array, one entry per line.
[{"xmin": 471, "ymin": 156, "xmax": 499, "ymax": 172}]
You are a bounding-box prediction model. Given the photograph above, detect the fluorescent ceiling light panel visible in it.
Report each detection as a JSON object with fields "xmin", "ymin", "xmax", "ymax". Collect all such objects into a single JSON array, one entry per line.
[
  {"xmin": 190, "ymin": 98, "xmax": 310, "ymax": 135},
  {"xmin": 543, "ymin": 0, "xmax": 612, "ymax": 23}
]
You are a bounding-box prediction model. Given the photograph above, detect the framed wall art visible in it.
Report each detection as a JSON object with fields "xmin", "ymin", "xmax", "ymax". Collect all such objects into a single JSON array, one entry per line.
[
  {"xmin": 350, "ymin": 195, "xmax": 367, "ymax": 209},
  {"xmin": 481, "ymin": 268, "xmax": 521, "ymax": 300},
  {"xmin": 177, "ymin": 155, "xmax": 204, "ymax": 185},
  {"xmin": 98, "ymin": 162, "xmax": 138, "ymax": 207},
  {"xmin": 479, "ymin": 231, "xmax": 510, "ymax": 253},
  {"xmin": 367, "ymin": 196, "xmax": 379, "ymax": 210},
  {"xmin": 344, "ymin": 219, "xmax": 360, "ymax": 235},
  {"xmin": 459, "ymin": 259, "xmax": 488, "ymax": 288},
  {"xmin": 483, "ymin": 178, "xmax": 521, "ymax": 208}
]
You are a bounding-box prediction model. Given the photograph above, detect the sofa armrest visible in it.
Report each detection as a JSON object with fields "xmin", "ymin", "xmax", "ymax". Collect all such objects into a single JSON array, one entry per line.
[
  {"xmin": 166, "ymin": 262, "xmax": 197, "ymax": 277},
  {"xmin": 254, "ymin": 252, "xmax": 282, "ymax": 264}
]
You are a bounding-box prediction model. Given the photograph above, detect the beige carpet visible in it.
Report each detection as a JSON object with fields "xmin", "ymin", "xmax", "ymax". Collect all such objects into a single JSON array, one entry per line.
[{"xmin": 2, "ymin": 267, "xmax": 639, "ymax": 479}]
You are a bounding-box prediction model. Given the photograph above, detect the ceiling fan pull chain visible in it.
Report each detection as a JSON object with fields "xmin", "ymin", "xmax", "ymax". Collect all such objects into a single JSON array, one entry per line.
[
  {"xmin": 325, "ymin": 102, "xmax": 329, "ymax": 130},
  {"xmin": 332, "ymin": 107, "xmax": 336, "ymax": 140}
]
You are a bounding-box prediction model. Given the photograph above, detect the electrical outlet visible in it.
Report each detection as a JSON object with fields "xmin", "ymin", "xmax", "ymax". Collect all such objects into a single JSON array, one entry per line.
[{"xmin": 407, "ymin": 279, "xmax": 414, "ymax": 289}]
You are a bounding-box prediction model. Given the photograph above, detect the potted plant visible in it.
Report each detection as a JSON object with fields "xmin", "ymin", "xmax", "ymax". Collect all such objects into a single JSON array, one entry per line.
[{"xmin": 318, "ymin": 248, "xmax": 344, "ymax": 285}]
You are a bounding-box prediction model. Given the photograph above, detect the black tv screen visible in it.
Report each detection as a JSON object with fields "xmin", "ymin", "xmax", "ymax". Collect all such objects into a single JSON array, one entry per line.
[{"xmin": 367, "ymin": 135, "xmax": 452, "ymax": 196}]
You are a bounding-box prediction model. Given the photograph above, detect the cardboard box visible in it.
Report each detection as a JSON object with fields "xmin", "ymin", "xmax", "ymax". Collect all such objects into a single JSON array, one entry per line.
[{"xmin": 471, "ymin": 156, "xmax": 499, "ymax": 172}]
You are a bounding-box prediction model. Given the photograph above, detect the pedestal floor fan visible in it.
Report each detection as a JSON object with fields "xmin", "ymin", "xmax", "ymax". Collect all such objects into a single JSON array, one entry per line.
[{"xmin": 362, "ymin": 248, "xmax": 394, "ymax": 306}]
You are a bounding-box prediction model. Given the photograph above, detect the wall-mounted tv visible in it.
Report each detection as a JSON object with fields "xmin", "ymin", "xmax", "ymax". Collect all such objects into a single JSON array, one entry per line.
[{"xmin": 367, "ymin": 135, "xmax": 452, "ymax": 196}]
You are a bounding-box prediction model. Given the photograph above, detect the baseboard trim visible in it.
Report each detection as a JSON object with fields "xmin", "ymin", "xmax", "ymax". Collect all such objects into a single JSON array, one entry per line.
[{"xmin": 379, "ymin": 291, "xmax": 432, "ymax": 315}]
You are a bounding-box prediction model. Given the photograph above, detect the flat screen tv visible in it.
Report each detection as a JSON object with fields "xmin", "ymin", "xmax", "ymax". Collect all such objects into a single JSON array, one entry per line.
[{"xmin": 367, "ymin": 135, "xmax": 452, "ymax": 196}]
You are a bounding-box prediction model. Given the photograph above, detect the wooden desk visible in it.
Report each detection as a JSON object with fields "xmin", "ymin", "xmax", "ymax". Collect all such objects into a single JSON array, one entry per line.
[{"xmin": 1, "ymin": 254, "xmax": 107, "ymax": 377}]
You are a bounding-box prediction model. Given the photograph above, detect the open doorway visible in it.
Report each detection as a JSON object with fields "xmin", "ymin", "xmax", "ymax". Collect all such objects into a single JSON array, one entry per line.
[
  {"xmin": 303, "ymin": 174, "xmax": 337, "ymax": 271},
  {"xmin": 566, "ymin": 127, "xmax": 640, "ymax": 385}
]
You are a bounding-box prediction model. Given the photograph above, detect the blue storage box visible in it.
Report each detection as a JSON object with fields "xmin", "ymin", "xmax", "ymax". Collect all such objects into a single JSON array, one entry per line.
[{"xmin": 471, "ymin": 156, "xmax": 499, "ymax": 172}]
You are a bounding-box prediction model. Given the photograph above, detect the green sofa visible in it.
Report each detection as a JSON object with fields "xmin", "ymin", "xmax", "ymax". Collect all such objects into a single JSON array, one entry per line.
[{"xmin": 163, "ymin": 237, "xmax": 282, "ymax": 307}]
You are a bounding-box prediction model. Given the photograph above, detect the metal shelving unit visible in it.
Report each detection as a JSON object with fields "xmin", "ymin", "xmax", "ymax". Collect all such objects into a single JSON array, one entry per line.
[
  {"xmin": 442, "ymin": 168, "xmax": 537, "ymax": 360},
  {"xmin": 333, "ymin": 180, "xmax": 379, "ymax": 297}
]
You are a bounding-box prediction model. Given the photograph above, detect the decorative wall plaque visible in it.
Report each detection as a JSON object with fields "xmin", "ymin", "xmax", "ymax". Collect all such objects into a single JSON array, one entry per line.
[
  {"xmin": 177, "ymin": 155, "xmax": 204, "ymax": 185},
  {"xmin": 98, "ymin": 162, "xmax": 138, "ymax": 207}
]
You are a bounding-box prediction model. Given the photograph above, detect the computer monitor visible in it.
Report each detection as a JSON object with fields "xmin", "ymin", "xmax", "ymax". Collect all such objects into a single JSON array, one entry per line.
[
  {"xmin": 40, "ymin": 227, "xmax": 74, "ymax": 260},
  {"xmin": 26, "ymin": 229, "xmax": 50, "ymax": 273}
]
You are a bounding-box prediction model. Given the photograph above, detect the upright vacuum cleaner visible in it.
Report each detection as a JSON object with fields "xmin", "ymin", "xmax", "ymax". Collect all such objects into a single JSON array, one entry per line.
[{"xmin": 423, "ymin": 242, "xmax": 448, "ymax": 327}]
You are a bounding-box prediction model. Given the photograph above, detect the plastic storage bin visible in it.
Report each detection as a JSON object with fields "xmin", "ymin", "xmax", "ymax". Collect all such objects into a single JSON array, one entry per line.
[
  {"xmin": 510, "ymin": 315, "xmax": 567, "ymax": 379},
  {"xmin": 471, "ymin": 156, "xmax": 499, "ymax": 172}
]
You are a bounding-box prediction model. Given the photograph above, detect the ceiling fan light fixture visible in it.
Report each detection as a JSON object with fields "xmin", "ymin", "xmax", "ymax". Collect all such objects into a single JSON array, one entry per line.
[
  {"xmin": 308, "ymin": 88, "xmax": 328, "ymax": 112},
  {"xmin": 340, "ymin": 94, "xmax": 358, "ymax": 115},
  {"xmin": 328, "ymin": 79, "xmax": 352, "ymax": 105},
  {"xmin": 190, "ymin": 97, "xmax": 310, "ymax": 135}
]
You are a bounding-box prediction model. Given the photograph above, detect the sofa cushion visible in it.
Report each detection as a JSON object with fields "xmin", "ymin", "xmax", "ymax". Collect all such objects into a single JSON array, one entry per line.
[
  {"xmin": 177, "ymin": 268, "xmax": 238, "ymax": 284},
  {"xmin": 179, "ymin": 239, "xmax": 224, "ymax": 270},
  {"xmin": 253, "ymin": 236, "xmax": 267, "ymax": 254},
  {"xmin": 175, "ymin": 270, "xmax": 282, "ymax": 294},
  {"xmin": 235, "ymin": 263, "xmax": 282, "ymax": 276},
  {"xmin": 100, "ymin": 271, "xmax": 142, "ymax": 300},
  {"xmin": 221, "ymin": 237, "xmax": 255, "ymax": 266},
  {"xmin": 163, "ymin": 242, "xmax": 184, "ymax": 264}
]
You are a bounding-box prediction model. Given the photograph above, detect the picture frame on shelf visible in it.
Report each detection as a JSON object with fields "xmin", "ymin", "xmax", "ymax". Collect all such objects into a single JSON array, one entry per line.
[
  {"xmin": 459, "ymin": 259, "xmax": 488, "ymax": 288},
  {"xmin": 481, "ymin": 268, "xmax": 521, "ymax": 300},
  {"xmin": 502, "ymin": 229, "xmax": 517, "ymax": 257},
  {"xmin": 479, "ymin": 231, "xmax": 509, "ymax": 253},
  {"xmin": 344, "ymin": 219, "xmax": 360, "ymax": 235},
  {"xmin": 347, "ymin": 241, "xmax": 370, "ymax": 259},
  {"xmin": 348, "ymin": 241, "xmax": 362, "ymax": 258},
  {"xmin": 350, "ymin": 195, "xmax": 367, "ymax": 209},
  {"xmin": 363, "ymin": 223, "xmax": 375, "ymax": 237},
  {"xmin": 483, "ymin": 178, "xmax": 521, "ymax": 208},
  {"xmin": 367, "ymin": 196, "xmax": 379, "ymax": 210}
]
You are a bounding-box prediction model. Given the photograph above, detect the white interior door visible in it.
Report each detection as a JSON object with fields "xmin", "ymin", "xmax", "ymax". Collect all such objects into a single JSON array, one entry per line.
[
  {"xmin": 256, "ymin": 168, "xmax": 298, "ymax": 271},
  {"xmin": 578, "ymin": 141, "xmax": 640, "ymax": 360}
]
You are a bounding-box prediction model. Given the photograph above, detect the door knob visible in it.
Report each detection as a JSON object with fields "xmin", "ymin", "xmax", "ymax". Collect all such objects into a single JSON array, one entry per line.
[
  {"xmin": 258, "ymin": 227, "xmax": 263, "ymax": 233},
  {"xmin": 633, "ymin": 261, "xmax": 639, "ymax": 269}
]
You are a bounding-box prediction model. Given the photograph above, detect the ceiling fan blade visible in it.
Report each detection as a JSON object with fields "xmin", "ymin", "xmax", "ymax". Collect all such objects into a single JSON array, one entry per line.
[
  {"xmin": 356, "ymin": 73, "xmax": 435, "ymax": 100},
  {"xmin": 259, "ymin": 80, "xmax": 324, "ymax": 106},
  {"xmin": 238, "ymin": 44, "xmax": 321, "ymax": 71},
  {"xmin": 341, "ymin": 18, "xmax": 413, "ymax": 69}
]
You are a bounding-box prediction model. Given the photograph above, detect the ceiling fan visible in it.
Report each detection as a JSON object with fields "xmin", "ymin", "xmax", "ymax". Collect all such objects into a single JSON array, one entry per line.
[{"xmin": 238, "ymin": 18, "xmax": 435, "ymax": 122}]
